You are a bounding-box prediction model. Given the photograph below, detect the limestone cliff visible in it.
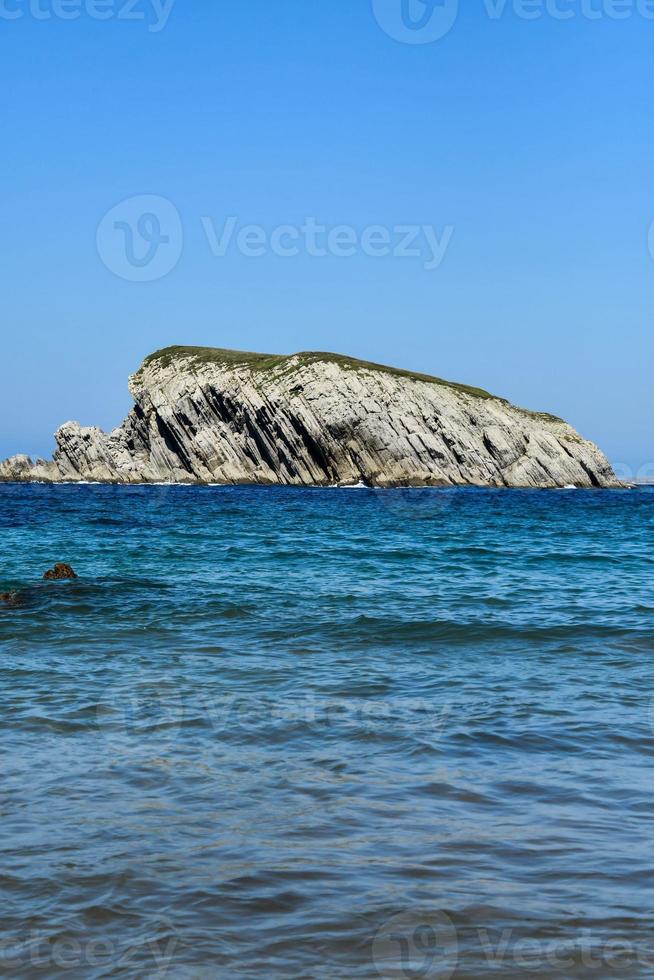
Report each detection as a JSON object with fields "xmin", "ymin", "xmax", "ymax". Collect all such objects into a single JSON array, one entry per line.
[{"xmin": 0, "ymin": 346, "xmax": 619, "ymax": 488}]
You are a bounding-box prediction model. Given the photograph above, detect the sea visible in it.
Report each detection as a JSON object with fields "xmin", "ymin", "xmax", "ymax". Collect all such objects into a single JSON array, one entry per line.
[{"xmin": 1, "ymin": 483, "xmax": 653, "ymax": 979}]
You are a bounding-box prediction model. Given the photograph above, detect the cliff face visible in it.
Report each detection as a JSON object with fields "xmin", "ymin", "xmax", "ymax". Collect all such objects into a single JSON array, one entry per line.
[{"xmin": 0, "ymin": 346, "xmax": 619, "ymax": 488}]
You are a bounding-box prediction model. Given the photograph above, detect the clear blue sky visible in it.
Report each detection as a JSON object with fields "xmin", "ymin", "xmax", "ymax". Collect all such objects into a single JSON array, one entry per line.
[{"xmin": 2, "ymin": 1, "xmax": 653, "ymax": 474}]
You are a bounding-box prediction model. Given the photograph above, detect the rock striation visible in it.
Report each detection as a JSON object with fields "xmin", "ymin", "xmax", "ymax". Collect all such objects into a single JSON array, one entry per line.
[{"xmin": 0, "ymin": 346, "xmax": 619, "ymax": 488}]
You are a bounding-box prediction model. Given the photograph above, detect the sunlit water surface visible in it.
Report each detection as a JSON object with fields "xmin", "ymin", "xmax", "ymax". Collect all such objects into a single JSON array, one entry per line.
[{"xmin": 1, "ymin": 484, "xmax": 653, "ymax": 978}]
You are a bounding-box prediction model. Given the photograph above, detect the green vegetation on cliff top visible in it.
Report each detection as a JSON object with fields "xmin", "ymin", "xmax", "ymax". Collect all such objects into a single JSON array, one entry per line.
[
  {"xmin": 141, "ymin": 345, "xmax": 496, "ymax": 398},
  {"xmin": 139, "ymin": 345, "xmax": 563, "ymax": 421}
]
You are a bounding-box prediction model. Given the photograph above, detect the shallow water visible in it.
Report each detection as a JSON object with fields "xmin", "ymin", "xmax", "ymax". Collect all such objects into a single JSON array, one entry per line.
[{"xmin": 1, "ymin": 484, "xmax": 653, "ymax": 978}]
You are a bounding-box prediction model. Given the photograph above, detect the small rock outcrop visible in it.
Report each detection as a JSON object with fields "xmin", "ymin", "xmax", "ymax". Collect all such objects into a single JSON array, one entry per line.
[
  {"xmin": 43, "ymin": 563, "xmax": 78, "ymax": 581},
  {"xmin": 0, "ymin": 346, "xmax": 620, "ymax": 489},
  {"xmin": 0, "ymin": 591, "xmax": 24, "ymax": 607}
]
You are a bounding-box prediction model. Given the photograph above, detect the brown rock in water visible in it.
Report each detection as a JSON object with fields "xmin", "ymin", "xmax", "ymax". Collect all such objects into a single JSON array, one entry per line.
[
  {"xmin": 43, "ymin": 563, "xmax": 78, "ymax": 581},
  {"xmin": 0, "ymin": 591, "xmax": 24, "ymax": 607}
]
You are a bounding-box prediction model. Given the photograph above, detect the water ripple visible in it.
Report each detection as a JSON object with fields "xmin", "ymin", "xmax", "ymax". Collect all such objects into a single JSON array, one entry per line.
[{"xmin": 1, "ymin": 484, "xmax": 653, "ymax": 978}]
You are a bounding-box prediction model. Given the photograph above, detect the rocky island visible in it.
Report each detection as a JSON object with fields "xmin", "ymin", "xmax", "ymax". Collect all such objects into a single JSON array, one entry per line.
[{"xmin": 0, "ymin": 346, "xmax": 619, "ymax": 488}]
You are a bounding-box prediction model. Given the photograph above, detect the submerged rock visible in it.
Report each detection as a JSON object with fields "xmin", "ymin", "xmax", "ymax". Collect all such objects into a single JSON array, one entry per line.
[
  {"xmin": 0, "ymin": 591, "xmax": 24, "ymax": 607},
  {"xmin": 0, "ymin": 346, "xmax": 621, "ymax": 489},
  {"xmin": 43, "ymin": 563, "xmax": 78, "ymax": 581}
]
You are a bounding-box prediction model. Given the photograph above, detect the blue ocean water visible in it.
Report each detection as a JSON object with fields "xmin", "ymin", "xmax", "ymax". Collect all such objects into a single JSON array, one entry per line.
[{"xmin": 1, "ymin": 484, "xmax": 653, "ymax": 979}]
